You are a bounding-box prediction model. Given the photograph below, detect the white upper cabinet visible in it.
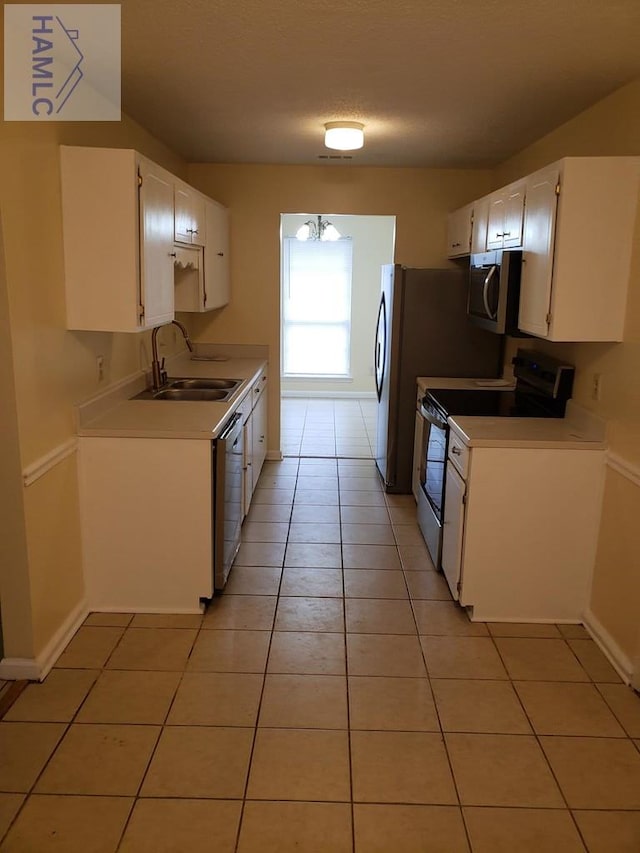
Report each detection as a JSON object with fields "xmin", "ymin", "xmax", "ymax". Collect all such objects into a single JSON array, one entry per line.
[
  {"xmin": 519, "ymin": 157, "xmax": 640, "ymax": 341},
  {"xmin": 174, "ymin": 181, "xmax": 206, "ymax": 246},
  {"xmin": 446, "ymin": 195, "xmax": 492, "ymax": 258},
  {"xmin": 470, "ymin": 195, "xmax": 489, "ymax": 254},
  {"xmin": 486, "ymin": 180, "xmax": 526, "ymax": 250},
  {"xmin": 61, "ymin": 146, "xmax": 175, "ymax": 332},
  {"xmin": 174, "ymin": 197, "xmax": 230, "ymax": 313},
  {"xmin": 61, "ymin": 146, "xmax": 232, "ymax": 329},
  {"xmin": 446, "ymin": 203, "xmax": 473, "ymax": 257},
  {"xmin": 203, "ymin": 198, "xmax": 230, "ymax": 310}
]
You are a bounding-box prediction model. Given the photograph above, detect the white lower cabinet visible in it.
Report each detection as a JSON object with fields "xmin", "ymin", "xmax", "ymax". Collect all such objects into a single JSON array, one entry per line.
[
  {"xmin": 241, "ymin": 370, "xmax": 268, "ymax": 515},
  {"xmin": 79, "ymin": 437, "xmax": 213, "ymax": 612},
  {"xmin": 447, "ymin": 434, "xmax": 604, "ymax": 622},
  {"xmin": 251, "ymin": 379, "xmax": 268, "ymax": 492},
  {"xmin": 441, "ymin": 460, "xmax": 466, "ymax": 601}
]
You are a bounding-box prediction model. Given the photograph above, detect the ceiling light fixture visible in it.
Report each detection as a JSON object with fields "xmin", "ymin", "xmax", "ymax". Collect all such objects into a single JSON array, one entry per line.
[
  {"xmin": 324, "ymin": 121, "xmax": 365, "ymax": 151},
  {"xmin": 295, "ymin": 215, "xmax": 341, "ymax": 242}
]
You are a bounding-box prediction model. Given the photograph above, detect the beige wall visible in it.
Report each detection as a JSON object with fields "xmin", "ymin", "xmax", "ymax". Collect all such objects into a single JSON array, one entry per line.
[
  {"xmin": 493, "ymin": 79, "xmax": 640, "ymax": 666},
  {"xmin": 0, "ymin": 115, "xmax": 186, "ymax": 662},
  {"xmin": 590, "ymin": 467, "xmax": 640, "ymax": 666},
  {"xmin": 186, "ymin": 163, "xmax": 493, "ymax": 448},
  {"xmin": 0, "ymin": 222, "xmax": 34, "ymax": 659}
]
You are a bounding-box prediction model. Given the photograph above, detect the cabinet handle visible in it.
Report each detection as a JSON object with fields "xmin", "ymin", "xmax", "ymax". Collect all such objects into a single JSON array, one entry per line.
[
  {"xmin": 169, "ymin": 252, "xmax": 177, "ymax": 258},
  {"xmin": 503, "ymin": 231, "xmax": 511, "ymax": 237},
  {"xmin": 451, "ymin": 447, "xmax": 461, "ymax": 455},
  {"xmin": 217, "ymin": 252, "xmax": 224, "ymax": 257}
]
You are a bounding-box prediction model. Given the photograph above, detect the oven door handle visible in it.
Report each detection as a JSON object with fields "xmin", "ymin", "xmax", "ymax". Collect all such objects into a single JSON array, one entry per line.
[
  {"xmin": 482, "ymin": 265, "xmax": 498, "ymax": 320},
  {"xmin": 420, "ymin": 404, "xmax": 448, "ymax": 431},
  {"xmin": 219, "ymin": 411, "xmax": 243, "ymax": 442}
]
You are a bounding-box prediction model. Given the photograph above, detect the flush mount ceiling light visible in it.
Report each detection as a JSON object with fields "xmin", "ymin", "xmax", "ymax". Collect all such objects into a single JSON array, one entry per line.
[
  {"xmin": 296, "ymin": 214, "xmax": 341, "ymax": 242},
  {"xmin": 324, "ymin": 121, "xmax": 365, "ymax": 151}
]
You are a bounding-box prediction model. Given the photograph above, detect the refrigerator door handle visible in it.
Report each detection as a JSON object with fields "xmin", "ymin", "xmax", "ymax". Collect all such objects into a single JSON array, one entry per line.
[{"xmin": 374, "ymin": 293, "xmax": 387, "ymax": 403}]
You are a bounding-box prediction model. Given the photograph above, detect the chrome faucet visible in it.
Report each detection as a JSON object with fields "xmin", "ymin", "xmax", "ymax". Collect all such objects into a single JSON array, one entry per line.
[{"xmin": 151, "ymin": 320, "xmax": 194, "ymax": 390}]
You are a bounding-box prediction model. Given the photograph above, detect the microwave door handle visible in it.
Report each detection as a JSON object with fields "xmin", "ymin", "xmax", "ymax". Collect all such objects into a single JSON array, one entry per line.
[
  {"xmin": 482, "ymin": 265, "xmax": 498, "ymax": 320},
  {"xmin": 420, "ymin": 404, "xmax": 448, "ymax": 431}
]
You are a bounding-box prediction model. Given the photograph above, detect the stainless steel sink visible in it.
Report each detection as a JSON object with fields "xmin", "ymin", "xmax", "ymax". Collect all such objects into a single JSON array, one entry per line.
[
  {"xmin": 167, "ymin": 378, "xmax": 242, "ymax": 391},
  {"xmin": 153, "ymin": 388, "xmax": 230, "ymax": 401},
  {"xmin": 132, "ymin": 377, "xmax": 243, "ymax": 402}
]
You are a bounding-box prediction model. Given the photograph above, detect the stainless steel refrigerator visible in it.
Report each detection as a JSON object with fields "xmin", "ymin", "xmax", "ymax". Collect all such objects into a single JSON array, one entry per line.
[{"xmin": 374, "ymin": 264, "xmax": 503, "ymax": 493}]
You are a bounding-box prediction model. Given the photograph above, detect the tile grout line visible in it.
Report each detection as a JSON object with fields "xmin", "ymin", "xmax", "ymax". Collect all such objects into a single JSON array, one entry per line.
[
  {"xmin": 338, "ymin": 457, "xmax": 358, "ymax": 853},
  {"xmin": 387, "ymin": 488, "xmax": 473, "ymax": 850},
  {"xmin": 232, "ymin": 455, "xmax": 299, "ymax": 853}
]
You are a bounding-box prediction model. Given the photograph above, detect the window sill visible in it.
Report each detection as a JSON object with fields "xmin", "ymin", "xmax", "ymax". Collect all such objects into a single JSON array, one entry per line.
[{"xmin": 282, "ymin": 374, "xmax": 353, "ymax": 382}]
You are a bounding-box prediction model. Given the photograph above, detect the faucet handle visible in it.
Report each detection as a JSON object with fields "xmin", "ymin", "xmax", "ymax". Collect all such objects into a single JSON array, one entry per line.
[{"xmin": 160, "ymin": 357, "xmax": 167, "ymax": 385}]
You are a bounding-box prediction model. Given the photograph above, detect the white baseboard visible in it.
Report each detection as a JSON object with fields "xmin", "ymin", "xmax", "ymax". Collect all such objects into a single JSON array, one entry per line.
[
  {"xmin": 584, "ymin": 606, "xmax": 635, "ymax": 685},
  {"xmin": 266, "ymin": 451, "xmax": 283, "ymax": 461},
  {"xmin": 0, "ymin": 598, "xmax": 88, "ymax": 682},
  {"xmin": 282, "ymin": 391, "xmax": 376, "ymax": 399},
  {"xmin": 0, "ymin": 657, "xmax": 42, "ymax": 681}
]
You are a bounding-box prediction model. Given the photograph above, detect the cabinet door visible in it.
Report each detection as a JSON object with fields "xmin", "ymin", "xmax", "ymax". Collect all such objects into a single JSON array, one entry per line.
[
  {"xmin": 502, "ymin": 181, "xmax": 526, "ymax": 248},
  {"xmin": 441, "ymin": 461, "xmax": 466, "ymax": 601},
  {"xmin": 203, "ymin": 199, "xmax": 230, "ymax": 309},
  {"xmin": 486, "ymin": 192, "xmax": 506, "ymax": 250},
  {"xmin": 471, "ymin": 196, "xmax": 489, "ymax": 254},
  {"xmin": 446, "ymin": 204, "xmax": 472, "ymax": 257},
  {"xmin": 243, "ymin": 415, "xmax": 253, "ymax": 517},
  {"xmin": 518, "ymin": 165, "xmax": 559, "ymax": 338},
  {"xmin": 251, "ymin": 383, "xmax": 268, "ymax": 493},
  {"xmin": 139, "ymin": 160, "xmax": 175, "ymax": 329},
  {"xmin": 175, "ymin": 183, "xmax": 206, "ymax": 246}
]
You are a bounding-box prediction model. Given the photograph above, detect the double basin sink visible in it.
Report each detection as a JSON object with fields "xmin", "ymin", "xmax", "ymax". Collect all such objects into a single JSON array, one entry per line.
[{"xmin": 133, "ymin": 377, "xmax": 243, "ymax": 402}]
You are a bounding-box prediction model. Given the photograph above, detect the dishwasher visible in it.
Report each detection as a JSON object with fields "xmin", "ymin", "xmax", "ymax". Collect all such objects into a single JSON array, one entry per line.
[{"xmin": 213, "ymin": 412, "xmax": 244, "ymax": 590}]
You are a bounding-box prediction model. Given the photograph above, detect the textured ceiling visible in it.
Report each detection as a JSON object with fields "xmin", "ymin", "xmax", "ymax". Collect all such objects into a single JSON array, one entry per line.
[{"xmin": 119, "ymin": 0, "xmax": 640, "ymax": 167}]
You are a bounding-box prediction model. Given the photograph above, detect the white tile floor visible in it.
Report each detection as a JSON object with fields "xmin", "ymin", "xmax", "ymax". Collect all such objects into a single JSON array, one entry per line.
[
  {"xmin": 1, "ymin": 401, "xmax": 640, "ymax": 851},
  {"xmin": 281, "ymin": 397, "xmax": 377, "ymax": 458}
]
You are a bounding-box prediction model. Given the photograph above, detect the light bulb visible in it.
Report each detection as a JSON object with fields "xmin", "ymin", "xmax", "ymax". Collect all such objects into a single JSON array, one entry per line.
[
  {"xmin": 296, "ymin": 223, "xmax": 311, "ymax": 241},
  {"xmin": 324, "ymin": 121, "xmax": 364, "ymax": 151},
  {"xmin": 321, "ymin": 224, "xmax": 341, "ymax": 241}
]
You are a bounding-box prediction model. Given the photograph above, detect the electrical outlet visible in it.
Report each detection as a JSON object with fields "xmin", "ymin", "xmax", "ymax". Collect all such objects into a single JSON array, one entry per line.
[
  {"xmin": 97, "ymin": 355, "xmax": 105, "ymax": 382},
  {"xmin": 592, "ymin": 373, "xmax": 602, "ymax": 401}
]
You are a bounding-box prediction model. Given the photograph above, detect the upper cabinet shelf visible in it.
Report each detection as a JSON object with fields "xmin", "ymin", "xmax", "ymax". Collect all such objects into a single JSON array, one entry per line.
[
  {"xmin": 60, "ymin": 146, "xmax": 230, "ymax": 332},
  {"xmin": 446, "ymin": 156, "xmax": 640, "ymax": 342}
]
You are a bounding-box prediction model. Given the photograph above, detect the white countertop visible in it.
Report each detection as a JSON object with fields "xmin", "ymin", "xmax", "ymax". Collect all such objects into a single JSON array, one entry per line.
[
  {"xmin": 448, "ymin": 415, "xmax": 606, "ymax": 450},
  {"xmin": 77, "ymin": 354, "xmax": 266, "ymax": 440},
  {"xmin": 417, "ymin": 376, "xmax": 606, "ymax": 450}
]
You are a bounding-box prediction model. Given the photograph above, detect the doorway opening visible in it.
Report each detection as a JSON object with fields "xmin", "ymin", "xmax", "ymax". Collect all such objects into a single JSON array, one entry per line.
[{"xmin": 280, "ymin": 213, "xmax": 395, "ymax": 458}]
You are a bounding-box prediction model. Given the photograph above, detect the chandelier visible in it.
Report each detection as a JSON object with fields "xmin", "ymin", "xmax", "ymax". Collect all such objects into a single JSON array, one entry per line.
[{"xmin": 295, "ymin": 215, "xmax": 341, "ymax": 242}]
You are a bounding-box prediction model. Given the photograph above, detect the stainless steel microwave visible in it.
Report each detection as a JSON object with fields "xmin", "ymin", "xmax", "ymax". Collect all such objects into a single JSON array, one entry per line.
[{"xmin": 468, "ymin": 249, "xmax": 523, "ymax": 335}]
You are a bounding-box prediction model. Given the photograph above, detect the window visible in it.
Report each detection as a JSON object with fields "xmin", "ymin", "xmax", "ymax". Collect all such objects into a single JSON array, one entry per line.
[{"xmin": 282, "ymin": 237, "xmax": 353, "ymax": 377}]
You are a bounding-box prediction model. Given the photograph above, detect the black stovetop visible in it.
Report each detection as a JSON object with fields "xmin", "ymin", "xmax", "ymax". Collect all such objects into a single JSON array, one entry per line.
[
  {"xmin": 424, "ymin": 349, "xmax": 576, "ymax": 421},
  {"xmin": 425, "ymin": 387, "xmax": 565, "ymax": 420}
]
